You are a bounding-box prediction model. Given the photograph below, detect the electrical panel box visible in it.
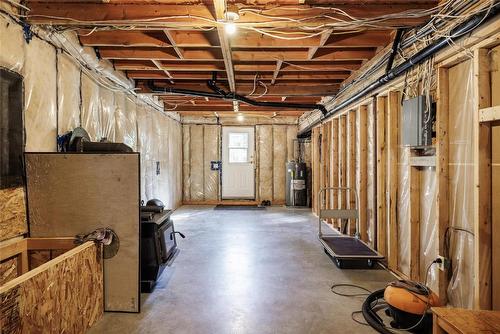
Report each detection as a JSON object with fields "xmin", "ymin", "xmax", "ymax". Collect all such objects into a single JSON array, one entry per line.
[{"xmin": 401, "ymin": 95, "xmax": 433, "ymax": 147}]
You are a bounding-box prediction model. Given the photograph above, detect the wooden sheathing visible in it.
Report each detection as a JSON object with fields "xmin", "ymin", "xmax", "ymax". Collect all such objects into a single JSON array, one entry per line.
[
  {"xmin": 330, "ymin": 119, "xmax": 339, "ymax": 230},
  {"xmin": 436, "ymin": 67, "xmax": 450, "ymax": 305},
  {"xmin": 338, "ymin": 116, "xmax": 347, "ymax": 231},
  {"xmin": 0, "ymin": 240, "xmax": 103, "ymax": 333},
  {"xmin": 386, "ymin": 91, "xmax": 400, "ymax": 271},
  {"xmin": 376, "ymin": 96, "xmax": 388, "ymax": 257},
  {"xmin": 473, "ymin": 49, "xmax": 492, "ymax": 310},
  {"xmin": 356, "ymin": 106, "xmax": 368, "ymax": 242},
  {"xmin": 0, "ymin": 188, "xmax": 27, "ymax": 242}
]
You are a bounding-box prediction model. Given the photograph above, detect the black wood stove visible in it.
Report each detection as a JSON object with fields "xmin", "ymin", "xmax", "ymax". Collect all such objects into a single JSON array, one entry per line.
[{"xmin": 140, "ymin": 199, "xmax": 184, "ymax": 292}]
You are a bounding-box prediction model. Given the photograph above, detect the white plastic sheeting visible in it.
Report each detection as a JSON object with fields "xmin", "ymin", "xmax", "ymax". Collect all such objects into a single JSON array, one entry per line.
[
  {"xmin": 447, "ymin": 59, "xmax": 475, "ymax": 308},
  {"xmin": 397, "ymin": 147, "xmax": 411, "ymax": 276},
  {"xmin": 0, "ymin": 14, "xmax": 182, "ymax": 209}
]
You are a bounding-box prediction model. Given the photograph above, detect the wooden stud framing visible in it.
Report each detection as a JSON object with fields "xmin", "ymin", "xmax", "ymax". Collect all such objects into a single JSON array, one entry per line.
[
  {"xmin": 312, "ymin": 127, "xmax": 321, "ymax": 215},
  {"xmin": 357, "ymin": 105, "xmax": 368, "ymax": 241},
  {"xmin": 330, "ymin": 118, "xmax": 339, "ymax": 229},
  {"xmin": 338, "ymin": 116, "xmax": 347, "ymax": 231},
  {"xmin": 376, "ymin": 96, "xmax": 387, "ymax": 257},
  {"xmin": 409, "ymin": 166, "xmax": 420, "ymax": 281},
  {"xmin": 346, "ymin": 111, "xmax": 356, "ymax": 235},
  {"xmin": 473, "ymin": 48, "xmax": 492, "ymax": 310},
  {"xmin": 163, "ymin": 29, "xmax": 184, "ymax": 59},
  {"xmin": 387, "ymin": 91, "xmax": 400, "ymax": 270},
  {"xmin": 436, "ymin": 67, "xmax": 450, "ymax": 305}
]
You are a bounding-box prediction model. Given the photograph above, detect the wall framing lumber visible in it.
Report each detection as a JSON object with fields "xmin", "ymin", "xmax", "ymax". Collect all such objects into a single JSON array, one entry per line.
[
  {"xmin": 330, "ymin": 119, "xmax": 339, "ymax": 229},
  {"xmin": 387, "ymin": 91, "xmax": 400, "ymax": 270},
  {"xmin": 409, "ymin": 166, "xmax": 420, "ymax": 281},
  {"xmin": 376, "ymin": 96, "xmax": 387, "ymax": 257},
  {"xmin": 356, "ymin": 105, "xmax": 368, "ymax": 241},
  {"xmin": 473, "ymin": 48, "xmax": 492, "ymax": 310},
  {"xmin": 338, "ymin": 116, "xmax": 347, "ymax": 230},
  {"xmin": 436, "ymin": 67, "xmax": 450, "ymax": 305},
  {"xmin": 346, "ymin": 111, "xmax": 356, "ymax": 235},
  {"xmin": 312, "ymin": 127, "xmax": 321, "ymax": 215}
]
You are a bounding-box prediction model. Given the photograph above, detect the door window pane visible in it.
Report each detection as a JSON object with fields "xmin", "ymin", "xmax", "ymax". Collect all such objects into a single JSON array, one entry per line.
[
  {"xmin": 229, "ymin": 148, "xmax": 247, "ymax": 163},
  {"xmin": 229, "ymin": 132, "xmax": 248, "ymax": 148}
]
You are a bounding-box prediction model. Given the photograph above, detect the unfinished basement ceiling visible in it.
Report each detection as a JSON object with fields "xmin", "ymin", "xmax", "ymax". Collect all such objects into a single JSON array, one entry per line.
[{"xmin": 25, "ymin": 0, "xmax": 438, "ymax": 117}]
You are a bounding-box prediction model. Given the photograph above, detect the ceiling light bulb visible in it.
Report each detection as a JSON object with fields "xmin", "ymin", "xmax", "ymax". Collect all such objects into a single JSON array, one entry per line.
[
  {"xmin": 237, "ymin": 113, "xmax": 244, "ymax": 122},
  {"xmin": 225, "ymin": 22, "xmax": 236, "ymax": 35}
]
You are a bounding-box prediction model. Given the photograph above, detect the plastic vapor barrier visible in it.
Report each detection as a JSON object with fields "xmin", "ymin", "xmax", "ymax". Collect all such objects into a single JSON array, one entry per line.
[
  {"xmin": 182, "ymin": 125, "xmax": 191, "ymax": 201},
  {"xmin": 257, "ymin": 125, "xmax": 273, "ymax": 201},
  {"xmin": 447, "ymin": 59, "xmax": 475, "ymax": 308},
  {"xmin": 203, "ymin": 125, "xmax": 220, "ymax": 201},
  {"xmin": 57, "ymin": 53, "xmax": 81, "ymax": 134},
  {"xmin": 189, "ymin": 125, "xmax": 204, "ymax": 201},
  {"xmin": 419, "ymin": 167, "xmax": 438, "ymax": 293},
  {"xmin": 0, "ymin": 14, "xmax": 182, "ymax": 210},
  {"xmin": 273, "ymin": 125, "xmax": 287, "ymax": 203},
  {"xmin": 398, "ymin": 147, "xmax": 411, "ymax": 276}
]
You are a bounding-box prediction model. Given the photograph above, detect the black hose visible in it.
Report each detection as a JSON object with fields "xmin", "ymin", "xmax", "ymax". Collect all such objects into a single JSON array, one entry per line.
[{"xmin": 362, "ymin": 289, "xmax": 394, "ymax": 334}]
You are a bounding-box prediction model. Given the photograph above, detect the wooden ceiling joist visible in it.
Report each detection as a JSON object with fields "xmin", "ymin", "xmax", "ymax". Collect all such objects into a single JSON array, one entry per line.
[{"xmin": 27, "ymin": 0, "xmax": 439, "ymax": 117}]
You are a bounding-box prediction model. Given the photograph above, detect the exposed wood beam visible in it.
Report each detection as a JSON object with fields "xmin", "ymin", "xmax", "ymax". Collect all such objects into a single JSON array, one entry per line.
[
  {"xmin": 99, "ymin": 47, "xmax": 374, "ymax": 61},
  {"xmin": 26, "ymin": 3, "xmax": 435, "ymax": 28},
  {"xmin": 138, "ymin": 81, "xmax": 339, "ymax": 96},
  {"xmin": 308, "ymin": 28, "xmax": 333, "ymax": 60},
  {"xmin": 271, "ymin": 59, "xmax": 283, "ymax": 85},
  {"xmin": 213, "ymin": 0, "xmax": 236, "ymax": 93},
  {"xmin": 79, "ymin": 30, "xmax": 391, "ymax": 49},
  {"xmin": 163, "ymin": 29, "xmax": 184, "ymax": 59},
  {"xmin": 151, "ymin": 59, "xmax": 174, "ymax": 84},
  {"xmin": 113, "ymin": 60, "xmax": 361, "ymax": 72}
]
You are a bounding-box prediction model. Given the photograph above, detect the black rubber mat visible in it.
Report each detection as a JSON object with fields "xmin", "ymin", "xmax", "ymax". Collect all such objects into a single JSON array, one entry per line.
[
  {"xmin": 214, "ymin": 205, "xmax": 266, "ymax": 210},
  {"xmin": 321, "ymin": 236, "xmax": 379, "ymax": 257}
]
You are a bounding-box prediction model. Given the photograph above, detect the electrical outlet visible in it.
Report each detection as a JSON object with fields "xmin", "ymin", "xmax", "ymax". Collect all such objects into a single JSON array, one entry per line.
[{"xmin": 437, "ymin": 255, "xmax": 447, "ymax": 271}]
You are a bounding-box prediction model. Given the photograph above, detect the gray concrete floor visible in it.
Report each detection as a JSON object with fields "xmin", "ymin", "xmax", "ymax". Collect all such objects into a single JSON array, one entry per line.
[{"xmin": 89, "ymin": 206, "xmax": 394, "ymax": 334}]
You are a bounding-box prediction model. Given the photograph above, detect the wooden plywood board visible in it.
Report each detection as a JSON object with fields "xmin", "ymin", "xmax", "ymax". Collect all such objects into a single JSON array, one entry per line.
[
  {"xmin": 0, "ymin": 187, "xmax": 27, "ymax": 241},
  {"xmin": 203, "ymin": 125, "xmax": 220, "ymax": 201},
  {"xmin": 273, "ymin": 125, "xmax": 287, "ymax": 204},
  {"xmin": 257, "ymin": 125, "xmax": 273, "ymax": 201},
  {"xmin": 0, "ymin": 242, "xmax": 103, "ymax": 333},
  {"xmin": 25, "ymin": 153, "xmax": 140, "ymax": 312},
  {"xmin": 190, "ymin": 125, "xmax": 204, "ymax": 201}
]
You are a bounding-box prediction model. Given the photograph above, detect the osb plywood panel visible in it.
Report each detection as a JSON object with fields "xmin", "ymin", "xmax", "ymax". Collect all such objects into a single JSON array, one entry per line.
[
  {"xmin": 182, "ymin": 125, "xmax": 191, "ymax": 201},
  {"xmin": 190, "ymin": 125, "xmax": 204, "ymax": 201},
  {"xmin": 257, "ymin": 125, "xmax": 273, "ymax": 201},
  {"xmin": 0, "ymin": 187, "xmax": 27, "ymax": 241},
  {"xmin": 0, "ymin": 258, "xmax": 17, "ymax": 286},
  {"xmin": 25, "ymin": 153, "xmax": 139, "ymax": 312},
  {"xmin": 273, "ymin": 126, "xmax": 287, "ymax": 203},
  {"xmin": 0, "ymin": 242, "xmax": 103, "ymax": 334},
  {"xmin": 203, "ymin": 125, "xmax": 220, "ymax": 201}
]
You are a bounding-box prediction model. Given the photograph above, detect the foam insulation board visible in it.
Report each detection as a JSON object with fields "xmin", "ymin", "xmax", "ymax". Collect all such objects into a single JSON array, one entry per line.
[
  {"xmin": 0, "ymin": 16, "xmax": 24, "ymax": 71},
  {"xmin": 57, "ymin": 53, "xmax": 81, "ymax": 134},
  {"xmin": 24, "ymin": 36, "xmax": 57, "ymax": 152},
  {"xmin": 190, "ymin": 125, "xmax": 204, "ymax": 201},
  {"xmin": 183, "ymin": 125, "xmax": 191, "ymax": 201},
  {"xmin": 203, "ymin": 125, "xmax": 220, "ymax": 201},
  {"xmin": 257, "ymin": 125, "xmax": 273, "ymax": 201},
  {"xmin": 273, "ymin": 125, "xmax": 287, "ymax": 203}
]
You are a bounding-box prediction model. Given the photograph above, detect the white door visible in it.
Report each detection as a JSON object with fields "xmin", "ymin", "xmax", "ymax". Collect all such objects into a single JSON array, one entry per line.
[{"xmin": 221, "ymin": 126, "xmax": 255, "ymax": 199}]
